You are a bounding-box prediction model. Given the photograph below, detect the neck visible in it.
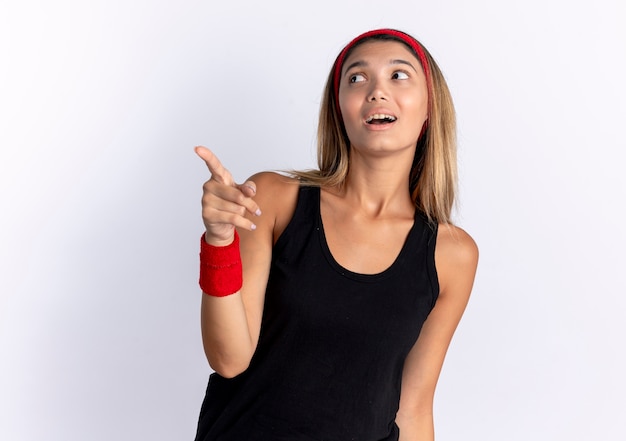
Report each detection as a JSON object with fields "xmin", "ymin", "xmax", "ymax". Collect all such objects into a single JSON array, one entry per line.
[{"xmin": 340, "ymin": 149, "xmax": 415, "ymax": 217}]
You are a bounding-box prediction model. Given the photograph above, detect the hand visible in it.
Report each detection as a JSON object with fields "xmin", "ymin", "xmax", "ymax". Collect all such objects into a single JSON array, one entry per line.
[{"xmin": 195, "ymin": 146, "xmax": 261, "ymax": 246}]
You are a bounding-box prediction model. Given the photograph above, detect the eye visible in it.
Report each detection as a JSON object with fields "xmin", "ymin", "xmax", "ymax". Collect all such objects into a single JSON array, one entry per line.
[
  {"xmin": 349, "ymin": 73, "xmax": 366, "ymax": 83},
  {"xmin": 392, "ymin": 71, "xmax": 409, "ymax": 80}
]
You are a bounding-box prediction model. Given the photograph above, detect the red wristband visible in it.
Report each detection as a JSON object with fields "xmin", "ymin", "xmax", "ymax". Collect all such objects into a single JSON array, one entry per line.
[{"xmin": 199, "ymin": 231, "xmax": 243, "ymax": 297}]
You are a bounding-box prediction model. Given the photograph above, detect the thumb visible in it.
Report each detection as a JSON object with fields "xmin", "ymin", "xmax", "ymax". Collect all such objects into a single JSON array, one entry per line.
[{"xmin": 237, "ymin": 180, "xmax": 257, "ymax": 198}]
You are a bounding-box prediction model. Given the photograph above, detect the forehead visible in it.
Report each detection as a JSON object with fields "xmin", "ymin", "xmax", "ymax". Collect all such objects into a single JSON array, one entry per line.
[{"xmin": 341, "ymin": 40, "xmax": 420, "ymax": 71}]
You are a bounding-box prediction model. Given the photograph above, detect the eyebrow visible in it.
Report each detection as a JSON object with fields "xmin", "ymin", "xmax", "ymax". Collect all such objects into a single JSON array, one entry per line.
[{"xmin": 343, "ymin": 59, "xmax": 419, "ymax": 76}]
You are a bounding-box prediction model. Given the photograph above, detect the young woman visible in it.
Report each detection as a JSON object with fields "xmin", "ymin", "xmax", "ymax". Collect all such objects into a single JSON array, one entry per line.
[{"xmin": 193, "ymin": 28, "xmax": 478, "ymax": 441}]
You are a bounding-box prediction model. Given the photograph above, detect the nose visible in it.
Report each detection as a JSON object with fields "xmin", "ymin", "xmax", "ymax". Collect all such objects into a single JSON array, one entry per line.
[{"xmin": 367, "ymin": 78, "xmax": 388, "ymax": 102}]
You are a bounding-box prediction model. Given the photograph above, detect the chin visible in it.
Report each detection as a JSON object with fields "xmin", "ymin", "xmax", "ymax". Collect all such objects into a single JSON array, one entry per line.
[{"xmin": 352, "ymin": 138, "xmax": 417, "ymax": 155}]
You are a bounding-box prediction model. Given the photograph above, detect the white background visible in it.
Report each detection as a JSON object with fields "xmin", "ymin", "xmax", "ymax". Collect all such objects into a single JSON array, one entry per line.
[{"xmin": 1, "ymin": 1, "xmax": 625, "ymax": 440}]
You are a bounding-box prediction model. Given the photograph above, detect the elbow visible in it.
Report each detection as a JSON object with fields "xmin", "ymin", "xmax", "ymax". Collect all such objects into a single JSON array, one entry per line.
[
  {"xmin": 201, "ymin": 331, "xmax": 256, "ymax": 378},
  {"xmin": 206, "ymin": 351, "xmax": 252, "ymax": 379},
  {"xmin": 210, "ymin": 360, "xmax": 250, "ymax": 379}
]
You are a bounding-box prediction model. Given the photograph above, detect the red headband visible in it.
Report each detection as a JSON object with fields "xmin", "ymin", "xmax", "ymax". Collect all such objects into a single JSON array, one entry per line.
[{"xmin": 332, "ymin": 29, "xmax": 431, "ymax": 116}]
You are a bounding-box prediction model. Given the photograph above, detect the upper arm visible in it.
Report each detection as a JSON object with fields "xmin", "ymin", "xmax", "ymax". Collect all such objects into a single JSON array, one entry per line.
[
  {"xmin": 398, "ymin": 225, "xmax": 479, "ymax": 416},
  {"xmin": 236, "ymin": 172, "xmax": 300, "ymax": 347}
]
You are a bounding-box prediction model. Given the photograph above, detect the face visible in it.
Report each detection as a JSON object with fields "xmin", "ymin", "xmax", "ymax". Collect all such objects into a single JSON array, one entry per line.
[{"xmin": 337, "ymin": 40, "xmax": 428, "ymax": 155}]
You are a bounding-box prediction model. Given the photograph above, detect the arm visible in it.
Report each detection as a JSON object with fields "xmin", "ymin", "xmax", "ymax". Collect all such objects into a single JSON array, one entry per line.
[
  {"xmin": 199, "ymin": 207, "xmax": 273, "ymax": 377},
  {"xmin": 396, "ymin": 224, "xmax": 479, "ymax": 440},
  {"xmin": 195, "ymin": 147, "xmax": 297, "ymax": 378}
]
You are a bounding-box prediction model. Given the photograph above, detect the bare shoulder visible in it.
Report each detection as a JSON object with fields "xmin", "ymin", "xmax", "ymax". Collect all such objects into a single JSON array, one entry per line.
[
  {"xmin": 435, "ymin": 224, "xmax": 479, "ymax": 296},
  {"xmin": 247, "ymin": 171, "xmax": 301, "ymax": 241},
  {"xmin": 249, "ymin": 170, "xmax": 299, "ymax": 191},
  {"xmin": 436, "ymin": 224, "xmax": 479, "ymax": 266},
  {"xmin": 248, "ymin": 171, "xmax": 300, "ymax": 210}
]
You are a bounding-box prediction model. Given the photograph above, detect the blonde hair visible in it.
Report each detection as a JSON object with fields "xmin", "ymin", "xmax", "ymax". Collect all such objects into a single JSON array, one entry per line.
[{"xmin": 292, "ymin": 31, "xmax": 458, "ymax": 225}]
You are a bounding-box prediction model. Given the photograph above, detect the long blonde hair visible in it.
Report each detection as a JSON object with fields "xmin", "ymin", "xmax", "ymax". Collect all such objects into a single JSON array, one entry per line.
[{"xmin": 292, "ymin": 30, "xmax": 458, "ymax": 225}]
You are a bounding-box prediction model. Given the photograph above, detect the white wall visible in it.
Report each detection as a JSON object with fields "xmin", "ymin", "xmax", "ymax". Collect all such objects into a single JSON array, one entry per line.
[{"xmin": 1, "ymin": 1, "xmax": 624, "ymax": 440}]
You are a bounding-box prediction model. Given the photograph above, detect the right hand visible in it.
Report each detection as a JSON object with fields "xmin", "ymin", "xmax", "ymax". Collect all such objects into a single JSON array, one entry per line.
[{"xmin": 195, "ymin": 146, "xmax": 261, "ymax": 246}]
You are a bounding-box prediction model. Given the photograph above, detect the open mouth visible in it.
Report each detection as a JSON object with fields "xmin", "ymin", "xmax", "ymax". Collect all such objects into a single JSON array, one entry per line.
[{"xmin": 365, "ymin": 114, "xmax": 397, "ymax": 125}]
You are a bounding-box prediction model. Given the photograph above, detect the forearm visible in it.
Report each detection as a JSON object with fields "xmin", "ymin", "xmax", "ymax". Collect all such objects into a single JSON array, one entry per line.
[
  {"xmin": 193, "ymin": 150, "xmax": 275, "ymax": 378},
  {"xmin": 396, "ymin": 410, "xmax": 434, "ymax": 441},
  {"xmin": 200, "ymin": 292, "xmax": 256, "ymax": 378}
]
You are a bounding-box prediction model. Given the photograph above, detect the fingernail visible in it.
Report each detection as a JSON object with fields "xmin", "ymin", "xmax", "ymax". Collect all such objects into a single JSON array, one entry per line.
[
  {"xmin": 250, "ymin": 223, "xmax": 257, "ymax": 230},
  {"xmin": 244, "ymin": 184, "xmax": 256, "ymax": 194},
  {"xmin": 255, "ymin": 209, "xmax": 262, "ymax": 216}
]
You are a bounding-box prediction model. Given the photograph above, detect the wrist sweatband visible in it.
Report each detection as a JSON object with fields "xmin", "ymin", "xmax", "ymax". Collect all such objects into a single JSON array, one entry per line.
[{"xmin": 199, "ymin": 231, "xmax": 243, "ymax": 297}]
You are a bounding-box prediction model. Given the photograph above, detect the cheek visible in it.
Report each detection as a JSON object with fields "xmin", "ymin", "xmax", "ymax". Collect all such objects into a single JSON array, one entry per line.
[
  {"xmin": 338, "ymin": 91, "xmax": 357, "ymax": 116},
  {"xmin": 338, "ymin": 94, "xmax": 362, "ymax": 128},
  {"xmin": 402, "ymin": 93, "xmax": 428, "ymax": 122}
]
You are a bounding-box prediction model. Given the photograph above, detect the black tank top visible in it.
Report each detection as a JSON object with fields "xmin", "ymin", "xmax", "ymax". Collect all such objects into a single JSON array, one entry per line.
[{"xmin": 195, "ymin": 186, "xmax": 439, "ymax": 441}]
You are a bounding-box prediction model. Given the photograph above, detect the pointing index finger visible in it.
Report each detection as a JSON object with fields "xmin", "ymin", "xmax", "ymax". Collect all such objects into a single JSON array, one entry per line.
[{"xmin": 194, "ymin": 146, "xmax": 235, "ymax": 186}]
